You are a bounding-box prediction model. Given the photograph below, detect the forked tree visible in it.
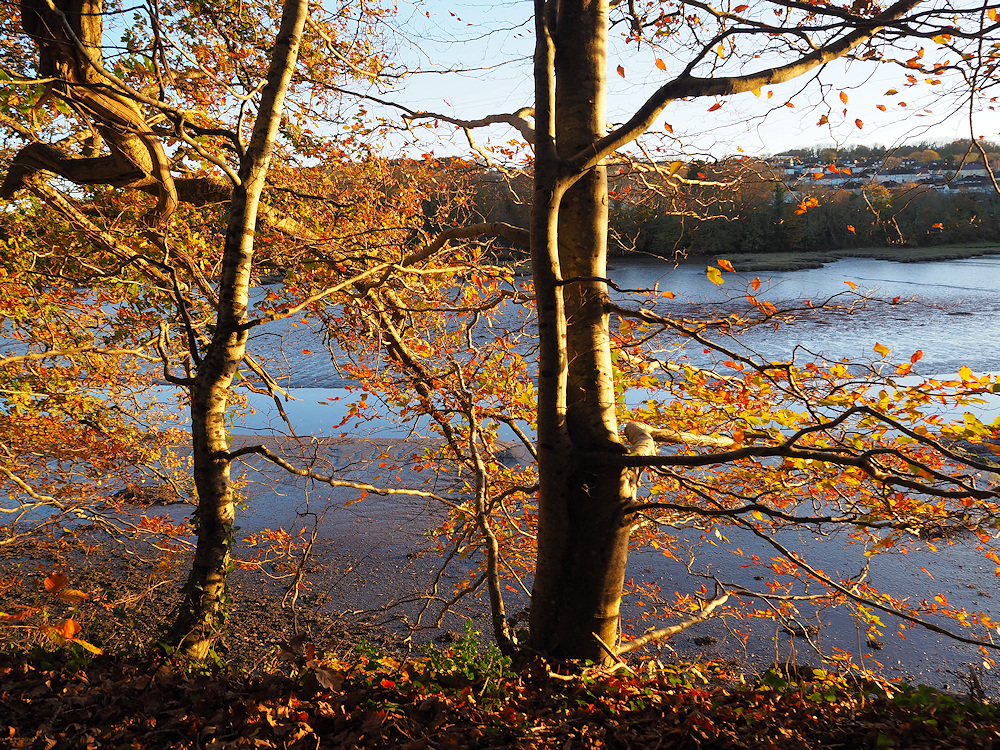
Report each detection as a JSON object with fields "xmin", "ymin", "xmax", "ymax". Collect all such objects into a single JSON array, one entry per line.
[{"xmin": 373, "ymin": 0, "xmax": 1000, "ymax": 665}]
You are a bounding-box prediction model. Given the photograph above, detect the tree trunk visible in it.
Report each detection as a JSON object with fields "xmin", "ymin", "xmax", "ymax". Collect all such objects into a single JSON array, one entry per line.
[
  {"xmin": 165, "ymin": 0, "xmax": 309, "ymax": 660},
  {"xmin": 528, "ymin": 0, "xmax": 636, "ymax": 663}
]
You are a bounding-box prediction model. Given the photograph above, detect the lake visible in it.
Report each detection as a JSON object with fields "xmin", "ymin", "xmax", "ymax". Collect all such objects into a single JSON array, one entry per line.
[{"xmin": 178, "ymin": 255, "xmax": 1000, "ymax": 695}]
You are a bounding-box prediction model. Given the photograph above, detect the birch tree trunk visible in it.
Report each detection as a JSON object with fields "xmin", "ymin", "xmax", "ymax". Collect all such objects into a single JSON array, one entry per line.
[{"xmin": 165, "ymin": 0, "xmax": 309, "ymax": 660}]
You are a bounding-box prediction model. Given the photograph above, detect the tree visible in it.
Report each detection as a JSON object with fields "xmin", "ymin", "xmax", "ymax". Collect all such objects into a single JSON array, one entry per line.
[
  {"xmin": 390, "ymin": 0, "xmax": 1000, "ymax": 665},
  {"xmin": 0, "ymin": 0, "xmax": 444, "ymax": 660}
]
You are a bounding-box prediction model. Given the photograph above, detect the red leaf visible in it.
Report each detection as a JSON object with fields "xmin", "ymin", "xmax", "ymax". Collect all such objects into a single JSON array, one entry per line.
[
  {"xmin": 733, "ymin": 3, "xmax": 748, "ymax": 10},
  {"xmin": 44, "ymin": 573, "xmax": 69, "ymax": 594},
  {"xmin": 911, "ymin": 350, "xmax": 924, "ymax": 363},
  {"xmin": 708, "ymin": 102, "xmax": 723, "ymax": 111}
]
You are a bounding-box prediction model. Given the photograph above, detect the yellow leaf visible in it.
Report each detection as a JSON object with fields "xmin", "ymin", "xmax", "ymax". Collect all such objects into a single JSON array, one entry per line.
[
  {"xmin": 668, "ymin": 160, "xmax": 685, "ymax": 176},
  {"xmin": 885, "ymin": 89, "xmax": 898, "ymax": 95},
  {"xmin": 71, "ymin": 638, "xmax": 103, "ymax": 655},
  {"xmin": 874, "ymin": 342, "xmax": 890, "ymax": 357},
  {"xmin": 57, "ymin": 589, "xmax": 89, "ymax": 605},
  {"xmin": 959, "ymin": 365, "xmax": 974, "ymax": 381},
  {"xmin": 751, "ymin": 88, "xmax": 761, "ymax": 97},
  {"xmin": 706, "ymin": 266, "xmax": 724, "ymax": 286},
  {"xmin": 990, "ymin": 8, "xmax": 998, "ymax": 21}
]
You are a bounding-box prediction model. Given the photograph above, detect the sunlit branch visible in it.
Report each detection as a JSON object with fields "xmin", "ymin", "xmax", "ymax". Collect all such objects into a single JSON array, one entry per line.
[{"xmin": 617, "ymin": 592, "xmax": 730, "ymax": 655}]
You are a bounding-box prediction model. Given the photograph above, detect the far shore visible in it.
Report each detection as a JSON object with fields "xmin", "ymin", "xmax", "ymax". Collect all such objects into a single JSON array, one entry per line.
[{"xmin": 693, "ymin": 242, "xmax": 1000, "ymax": 272}]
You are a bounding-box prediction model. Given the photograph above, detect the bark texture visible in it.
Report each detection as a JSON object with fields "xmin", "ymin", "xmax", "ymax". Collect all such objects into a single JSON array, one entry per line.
[
  {"xmin": 165, "ymin": 0, "xmax": 309, "ymax": 660},
  {"xmin": 528, "ymin": 0, "xmax": 635, "ymax": 663}
]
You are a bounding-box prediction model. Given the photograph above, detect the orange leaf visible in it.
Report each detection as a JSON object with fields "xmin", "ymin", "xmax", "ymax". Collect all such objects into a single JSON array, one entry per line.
[
  {"xmin": 302, "ymin": 349, "xmax": 313, "ymax": 355},
  {"xmin": 708, "ymin": 102, "xmax": 723, "ymax": 111},
  {"xmin": 817, "ymin": 114, "xmax": 829, "ymax": 125},
  {"xmin": 844, "ymin": 280, "xmax": 856, "ymax": 290},
  {"xmin": 44, "ymin": 573, "xmax": 69, "ymax": 594},
  {"xmin": 58, "ymin": 618, "xmax": 82, "ymax": 639},
  {"xmin": 767, "ymin": 90, "xmax": 773, "ymax": 99},
  {"xmin": 697, "ymin": 172, "xmax": 706, "ymax": 178},
  {"xmin": 885, "ymin": 89, "xmax": 898, "ymax": 95},
  {"xmin": 751, "ymin": 277, "xmax": 761, "ymax": 291},
  {"xmin": 663, "ymin": 122, "xmax": 673, "ymax": 133},
  {"xmin": 841, "ymin": 167, "xmax": 852, "ymax": 174},
  {"xmin": 733, "ymin": 3, "xmax": 749, "ymax": 10},
  {"xmin": 855, "ymin": 118, "xmax": 864, "ymax": 129},
  {"xmin": 812, "ymin": 172, "xmax": 824, "ymax": 179},
  {"xmin": 910, "ymin": 350, "xmax": 924, "ymax": 364},
  {"xmin": 932, "ymin": 222, "xmax": 943, "ymax": 229},
  {"xmin": 876, "ymin": 104, "xmax": 887, "ymax": 111},
  {"xmin": 655, "ymin": 58, "xmax": 667, "ymax": 71},
  {"xmin": 617, "ymin": 65, "xmax": 625, "ymax": 78},
  {"xmin": 840, "ymin": 91, "xmax": 849, "ymax": 105},
  {"xmin": 717, "ymin": 258, "xmax": 735, "ymax": 272},
  {"xmin": 57, "ymin": 589, "xmax": 89, "ymax": 605},
  {"xmin": 847, "ymin": 225, "xmax": 856, "ymax": 233},
  {"xmin": 874, "ymin": 342, "xmax": 890, "ymax": 357}
]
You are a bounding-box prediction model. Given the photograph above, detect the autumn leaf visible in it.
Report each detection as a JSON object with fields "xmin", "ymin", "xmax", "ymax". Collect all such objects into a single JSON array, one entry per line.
[
  {"xmin": 663, "ymin": 122, "xmax": 674, "ymax": 133},
  {"xmin": 839, "ymin": 91, "xmax": 849, "ymax": 105},
  {"xmin": 844, "ymin": 280, "xmax": 856, "ymax": 290},
  {"xmin": 959, "ymin": 365, "xmax": 974, "ymax": 381},
  {"xmin": 44, "ymin": 573, "xmax": 69, "ymax": 594},
  {"xmin": 817, "ymin": 114, "xmax": 829, "ymax": 125},
  {"xmin": 751, "ymin": 88, "xmax": 761, "ymax": 97},
  {"xmin": 58, "ymin": 618, "xmax": 82, "ymax": 639},
  {"xmin": 617, "ymin": 65, "xmax": 625, "ymax": 78},
  {"xmin": 847, "ymin": 225, "xmax": 856, "ymax": 233},
  {"xmin": 751, "ymin": 277, "xmax": 761, "ymax": 291},
  {"xmin": 302, "ymin": 349, "xmax": 313, "ymax": 355},
  {"xmin": 885, "ymin": 88, "xmax": 898, "ymax": 95},
  {"xmin": 855, "ymin": 118, "xmax": 864, "ymax": 129},
  {"xmin": 733, "ymin": 3, "xmax": 748, "ymax": 10},
  {"xmin": 708, "ymin": 102, "xmax": 723, "ymax": 111},
  {"xmin": 57, "ymin": 589, "xmax": 89, "ymax": 605},
  {"xmin": 911, "ymin": 350, "xmax": 924, "ymax": 364},
  {"xmin": 990, "ymin": 7, "xmax": 998, "ymax": 21},
  {"xmin": 717, "ymin": 258, "xmax": 735, "ymax": 272},
  {"xmin": 932, "ymin": 222, "xmax": 943, "ymax": 229},
  {"xmin": 876, "ymin": 104, "xmax": 887, "ymax": 111},
  {"xmin": 655, "ymin": 58, "xmax": 667, "ymax": 71},
  {"xmin": 873, "ymin": 342, "xmax": 890, "ymax": 357},
  {"xmin": 706, "ymin": 266, "xmax": 724, "ymax": 285}
]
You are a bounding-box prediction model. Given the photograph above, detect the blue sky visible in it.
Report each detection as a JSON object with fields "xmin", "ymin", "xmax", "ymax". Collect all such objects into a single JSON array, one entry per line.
[{"xmin": 377, "ymin": 0, "xmax": 999, "ymax": 159}]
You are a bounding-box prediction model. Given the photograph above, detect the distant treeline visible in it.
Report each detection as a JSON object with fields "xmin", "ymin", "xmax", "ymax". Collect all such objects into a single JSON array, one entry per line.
[{"xmin": 463, "ymin": 140, "xmax": 1000, "ymax": 260}]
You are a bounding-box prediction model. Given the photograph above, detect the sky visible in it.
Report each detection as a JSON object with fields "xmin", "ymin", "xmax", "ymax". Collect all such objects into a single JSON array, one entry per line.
[{"xmin": 372, "ymin": 0, "xmax": 1000, "ymax": 160}]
